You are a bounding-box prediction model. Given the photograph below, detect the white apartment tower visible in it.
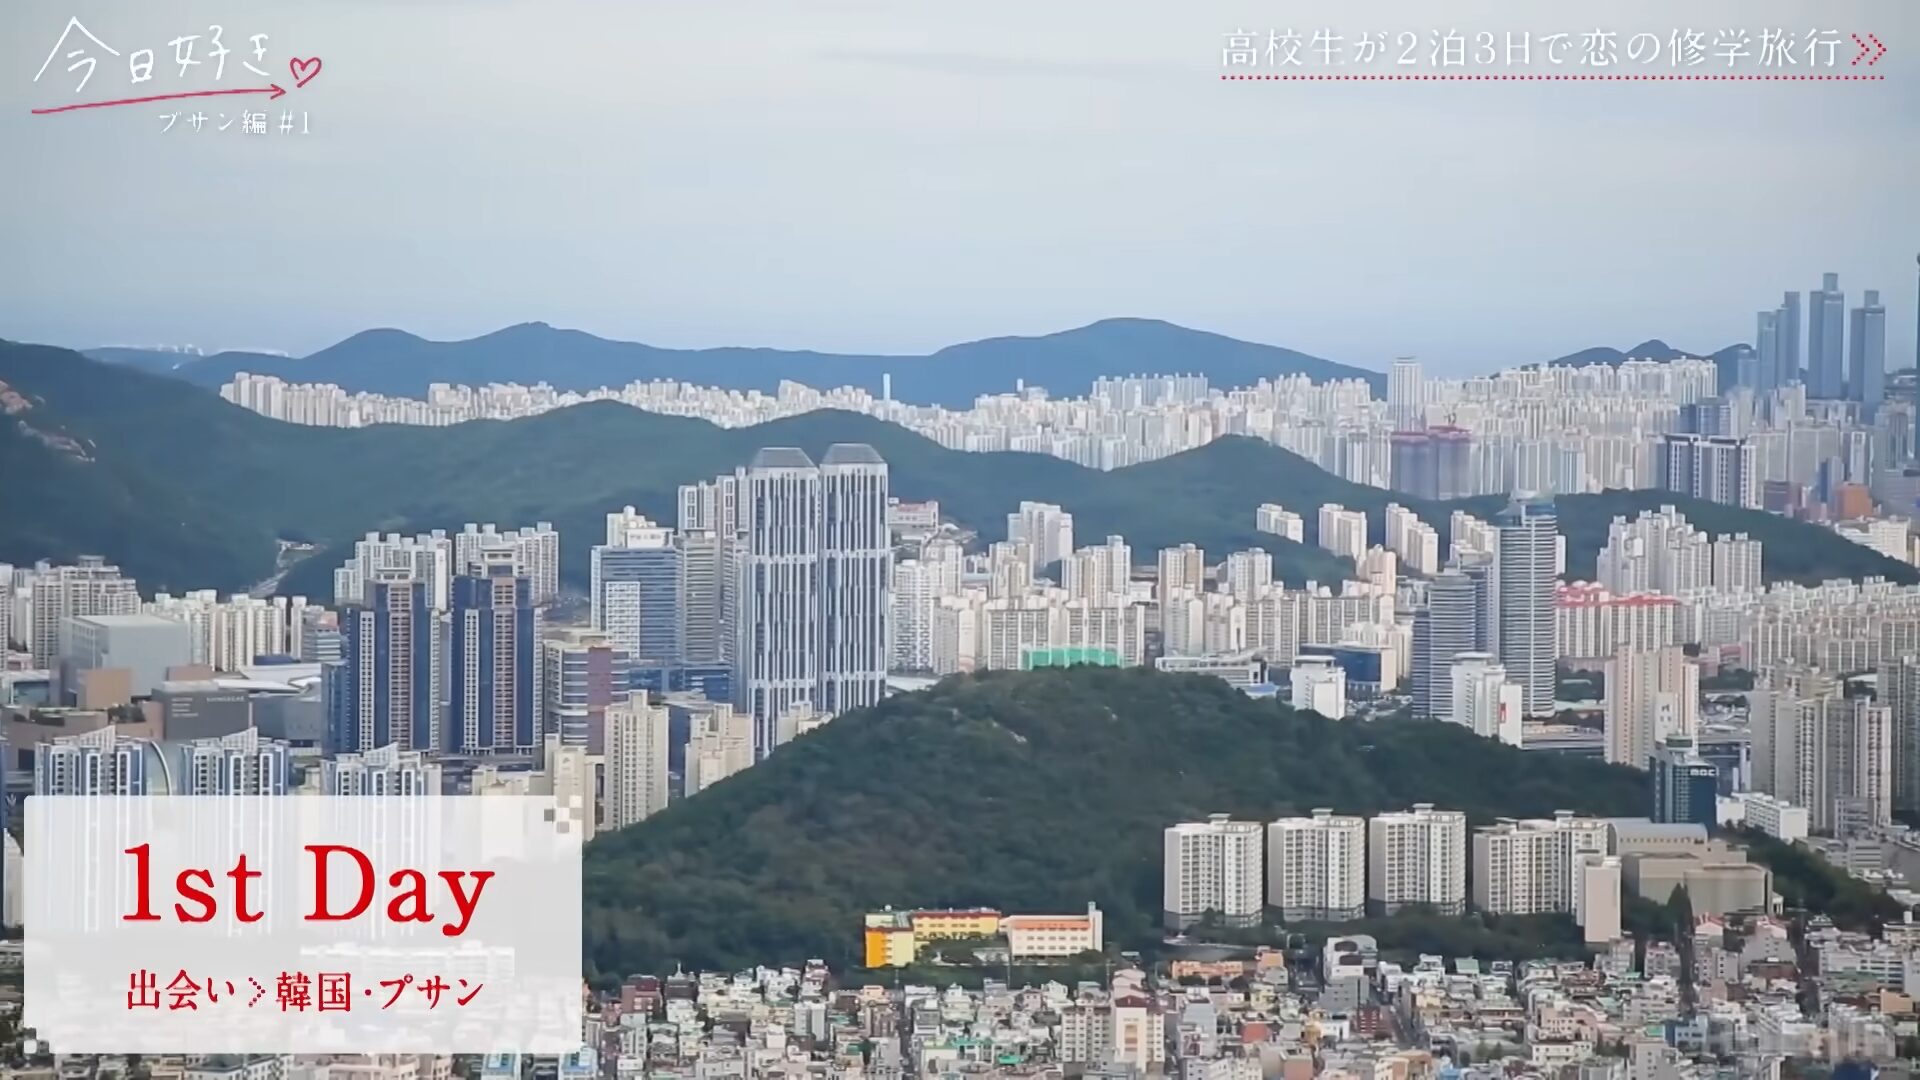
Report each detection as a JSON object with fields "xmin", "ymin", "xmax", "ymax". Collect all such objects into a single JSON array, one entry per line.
[
  {"xmin": 1317, "ymin": 505, "xmax": 1368, "ymax": 563},
  {"xmin": 1224, "ymin": 549, "xmax": 1274, "ymax": 600},
  {"xmin": 1604, "ymin": 646, "xmax": 1700, "ymax": 770},
  {"xmin": 1752, "ymin": 676, "xmax": 1891, "ymax": 833},
  {"xmin": 1255, "ymin": 505, "xmax": 1305, "ymax": 544},
  {"xmin": 1367, "ymin": 804, "xmax": 1467, "ymax": 915},
  {"xmin": 734, "ymin": 448, "xmax": 822, "ymax": 751},
  {"xmin": 817, "ymin": 444, "xmax": 892, "ymax": 716},
  {"xmin": 604, "ymin": 691, "xmax": 670, "ymax": 830},
  {"xmin": 456, "ymin": 522, "xmax": 561, "ymax": 606},
  {"xmin": 1157, "ymin": 544, "xmax": 1205, "ymax": 599},
  {"xmin": 1388, "ymin": 358, "xmax": 1424, "ymax": 429},
  {"xmin": 1063, "ymin": 536, "xmax": 1132, "ymax": 603},
  {"xmin": 1163, "ymin": 815, "xmax": 1264, "ymax": 930},
  {"xmin": 1448, "ymin": 653, "xmax": 1523, "ymax": 746},
  {"xmin": 890, "ymin": 559, "xmax": 938, "ymax": 673},
  {"xmin": 1007, "ymin": 502, "xmax": 1074, "ymax": 567},
  {"xmin": 683, "ymin": 701, "xmax": 755, "ymax": 796},
  {"xmin": 1267, "ymin": 809, "xmax": 1365, "ymax": 922},
  {"xmin": 732, "ymin": 445, "xmax": 890, "ymax": 757},
  {"xmin": 1471, "ymin": 812, "xmax": 1609, "ymax": 915}
]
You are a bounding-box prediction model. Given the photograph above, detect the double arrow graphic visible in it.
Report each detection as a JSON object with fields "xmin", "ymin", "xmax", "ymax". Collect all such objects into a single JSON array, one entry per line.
[{"xmin": 1851, "ymin": 33, "xmax": 1887, "ymax": 66}]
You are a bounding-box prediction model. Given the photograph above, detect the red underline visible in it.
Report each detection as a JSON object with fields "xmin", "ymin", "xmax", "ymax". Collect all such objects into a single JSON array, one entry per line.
[{"xmin": 32, "ymin": 85, "xmax": 283, "ymax": 115}]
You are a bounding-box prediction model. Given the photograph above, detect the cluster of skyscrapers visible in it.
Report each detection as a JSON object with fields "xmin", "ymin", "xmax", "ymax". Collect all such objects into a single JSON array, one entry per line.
[
  {"xmin": 1747, "ymin": 273, "xmax": 1889, "ymax": 408},
  {"xmin": 293, "ymin": 444, "xmax": 893, "ymax": 767}
]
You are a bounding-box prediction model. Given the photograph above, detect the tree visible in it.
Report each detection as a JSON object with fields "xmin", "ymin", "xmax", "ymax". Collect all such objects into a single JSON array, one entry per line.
[{"xmin": 1665, "ymin": 884, "xmax": 1694, "ymax": 930}]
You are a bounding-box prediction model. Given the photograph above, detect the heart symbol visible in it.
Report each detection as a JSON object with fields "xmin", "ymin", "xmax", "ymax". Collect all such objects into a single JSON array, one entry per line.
[{"xmin": 289, "ymin": 56, "xmax": 323, "ymax": 88}]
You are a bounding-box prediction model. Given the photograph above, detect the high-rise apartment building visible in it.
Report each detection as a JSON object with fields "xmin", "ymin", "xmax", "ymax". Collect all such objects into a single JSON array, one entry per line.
[
  {"xmin": 541, "ymin": 629, "xmax": 632, "ymax": 751},
  {"xmin": 1496, "ymin": 496, "xmax": 1559, "ymax": 716},
  {"xmin": 333, "ymin": 530, "xmax": 454, "ymax": 610},
  {"xmin": 33, "ymin": 728, "xmax": 151, "ymax": 795},
  {"xmin": 1655, "ymin": 434, "xmax": 1760, "ymax": 509},
  {"xmin": 456, "ymin": 522, "xmax": 560, "ymax": 606},
  {"xmin": 1411, "ymin": 569, "xmax": 1479, "ymax": 721},
  {"xmin": 1367, "ymin": 804, "xmax": 1467, "ymax": 916},
  {"xmin": 1255, "ymin": 505, "xmax": 1304, "ymax": 544},
  {"xmin": 29, "ymin": 556, "xmax": 139, "ymax": 670},
  {"xmin": 1471, "ymin": 812, "xmax": 1608, "ymax": 915},
  {"xmin": 1389, "ymin": 427, "xmax": 1472, "ymax": 501},
  {"xmin": 1223, "ymin": 549, "xmax": 1273, "ymax": 601},
  {"xmin": 1156, "ymin": 544, "xmax": 1205, "ymax": 599},
  {"xmin": 590, "ymin": 512, "xmax": 683, "ymax": 666},
  {"xmin": 604, "ymin": 691, "xmax": 670, "ymax": 830},
  {"xmin": 683, "ymin": 700, "xmax": 755, "ymax": 796},
  {"xmin": 1808, "ymin": 272, "xmax": 1845, "ymax": 399},
  {"xmin": 0, "ymin": 568, "xmax": 13, "ymax": 656},
  {"xmin": 1848, "ymin": 289, "xmax": 1886, "ymax": 408},
  {"xmin": 320, "ymin": 744, "xmax": 442, "ymax": 796},
  {"xmin": 1266, "ymin": 809, "xmax": 1365, "ymax": 922},
  {"xmin": 1007, "ymin": 502, "xmax": 1074, "ymax": 567},
  {"xmin": 678, "ymin": 473, "xmax": 741, "ymax": 535},
  {"xmin": 1384, "ymin": 504, "xmax": 1441, "ymax": 575},
  {"xmin": 449, "ymin": 550, "xmax": 537, "ymax": 754},
  {"xmin": 732, "ymin": 448, "xmax": 823, "ymax": 737},
  {"xmin": 1162, "ymin": 815, "xmax": 1264, "ymax": 930},
  {"xmin": 1603, "ymin": 646, "xmax": 1700, "ymax": 770},
  {"xmin": 733, "ymin": 445, "xmax": 890, "ymax": 756},
  {"xmin": 1317, "ymin": 505, "xmax": 1368, "ymax": 563},
  {"xmin": 1062, "ymin": 536, "xmax": 1132, "ymax": 603},
  {"xmin": 678, "ymin": 528, "xmax": 730, "ymax": 666},
  {"xmin": 1387, "ymin": 358, "xmax": 1423, "ymax": 429},
  {"xmin": 817, "ymin": 444, "xmax": 892, "ymax": 717},
  {"xmin": 1448, "ymin": 653, "xmax": 1522, "ymax": 746},
  {"xmin": 1882, "ymin": 655, "xmax": 1920, "ymax": 818},
  {"xmin": 1753, "ymin": 309, "xmax": 1781, "ymax": 391},
  {"xmin": 890, "ymin": 558, "xmax": 938, "ymax": 673},
  {"xmin": 1779, "ymin": 290, "xmax": 1802, "ymax": 386},
  {"xmin": 327, "ymin": 570, "xmax": 436, "ymax": 754},
  {"xmin": 1760, "ymin": 691, "xmax": 1894, "ymax": 833},
  {"xmin": 173, "ymin": 728, "xmax": 292, "ymax": 796}
]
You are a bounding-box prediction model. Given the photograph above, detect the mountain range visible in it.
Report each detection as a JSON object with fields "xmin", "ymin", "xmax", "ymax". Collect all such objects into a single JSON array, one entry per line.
[
  {"xmin": 1, "ymin": 339, "xmax": 1900, "ymax": 600},
  {"xmin": 80, "ymin": 319, "xmax": 1751, "ymax": 407}
]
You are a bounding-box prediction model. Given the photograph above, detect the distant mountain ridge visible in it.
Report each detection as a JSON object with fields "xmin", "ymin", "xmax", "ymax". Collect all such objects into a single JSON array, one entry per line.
[
  {"xmin": 1546, "ymin": 339, "xmax": 1748, "ymax": 390},
  {"xmin": 3, "ymin": 341, "xmax": 1903, "ymax": 600},
  {"xmin": 84, "ymin": 318, "xmax": 1387, "ymax": 407},
  {"xmin": 83, "ymin": 320, "xmax": 1756, "ymax": 406}
]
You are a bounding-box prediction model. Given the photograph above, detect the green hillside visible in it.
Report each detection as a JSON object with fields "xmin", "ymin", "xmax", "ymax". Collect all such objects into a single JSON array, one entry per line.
[
  {"xmin": 1, "ymin": 341, "xmax": 1909, "ymax": 595},
  {"xmin": 581, "ymin": 667, "xmax": 1653, "ymax": 977}
]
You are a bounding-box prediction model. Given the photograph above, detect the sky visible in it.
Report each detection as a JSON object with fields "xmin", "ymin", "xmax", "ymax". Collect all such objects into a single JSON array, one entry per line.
[{"xmin": 3, "ymin": 0, "xmax": 1917, "ymax": 377}]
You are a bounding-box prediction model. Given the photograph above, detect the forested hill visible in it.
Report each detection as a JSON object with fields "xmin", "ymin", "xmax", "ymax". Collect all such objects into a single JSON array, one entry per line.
[{"xmin": 581, "ymin": 667, "xmax": 1653, "ymax": 977}]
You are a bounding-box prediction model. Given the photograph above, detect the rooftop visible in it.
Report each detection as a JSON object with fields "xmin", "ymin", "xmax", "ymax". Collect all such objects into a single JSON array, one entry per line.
[
  {"xmin": 748, "ymin": 447, "xmax": 815, "ymax": 469},
  {"xmin": 822, "ymin": 442, "xmax": 886, "ymax": 466},
  {"xmin": 68, "ymin": 614, "xmax": 183, "ymax": 629}
]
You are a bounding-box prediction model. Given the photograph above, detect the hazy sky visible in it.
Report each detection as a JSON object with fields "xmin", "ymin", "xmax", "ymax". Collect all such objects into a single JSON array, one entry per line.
[{"xmin": 4, "ymin": 0, "xmax": 1917, "ymax": 376}]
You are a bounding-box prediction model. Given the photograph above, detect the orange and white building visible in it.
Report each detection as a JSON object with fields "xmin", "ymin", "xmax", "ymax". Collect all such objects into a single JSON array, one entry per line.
[
  {"xmin": 860, "ymin": 903, "xmax": 1103, "ymax": 967},
  {"xmin": 1001, "ymin": 903, "xmax": 1104, "ymax": 958}
]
